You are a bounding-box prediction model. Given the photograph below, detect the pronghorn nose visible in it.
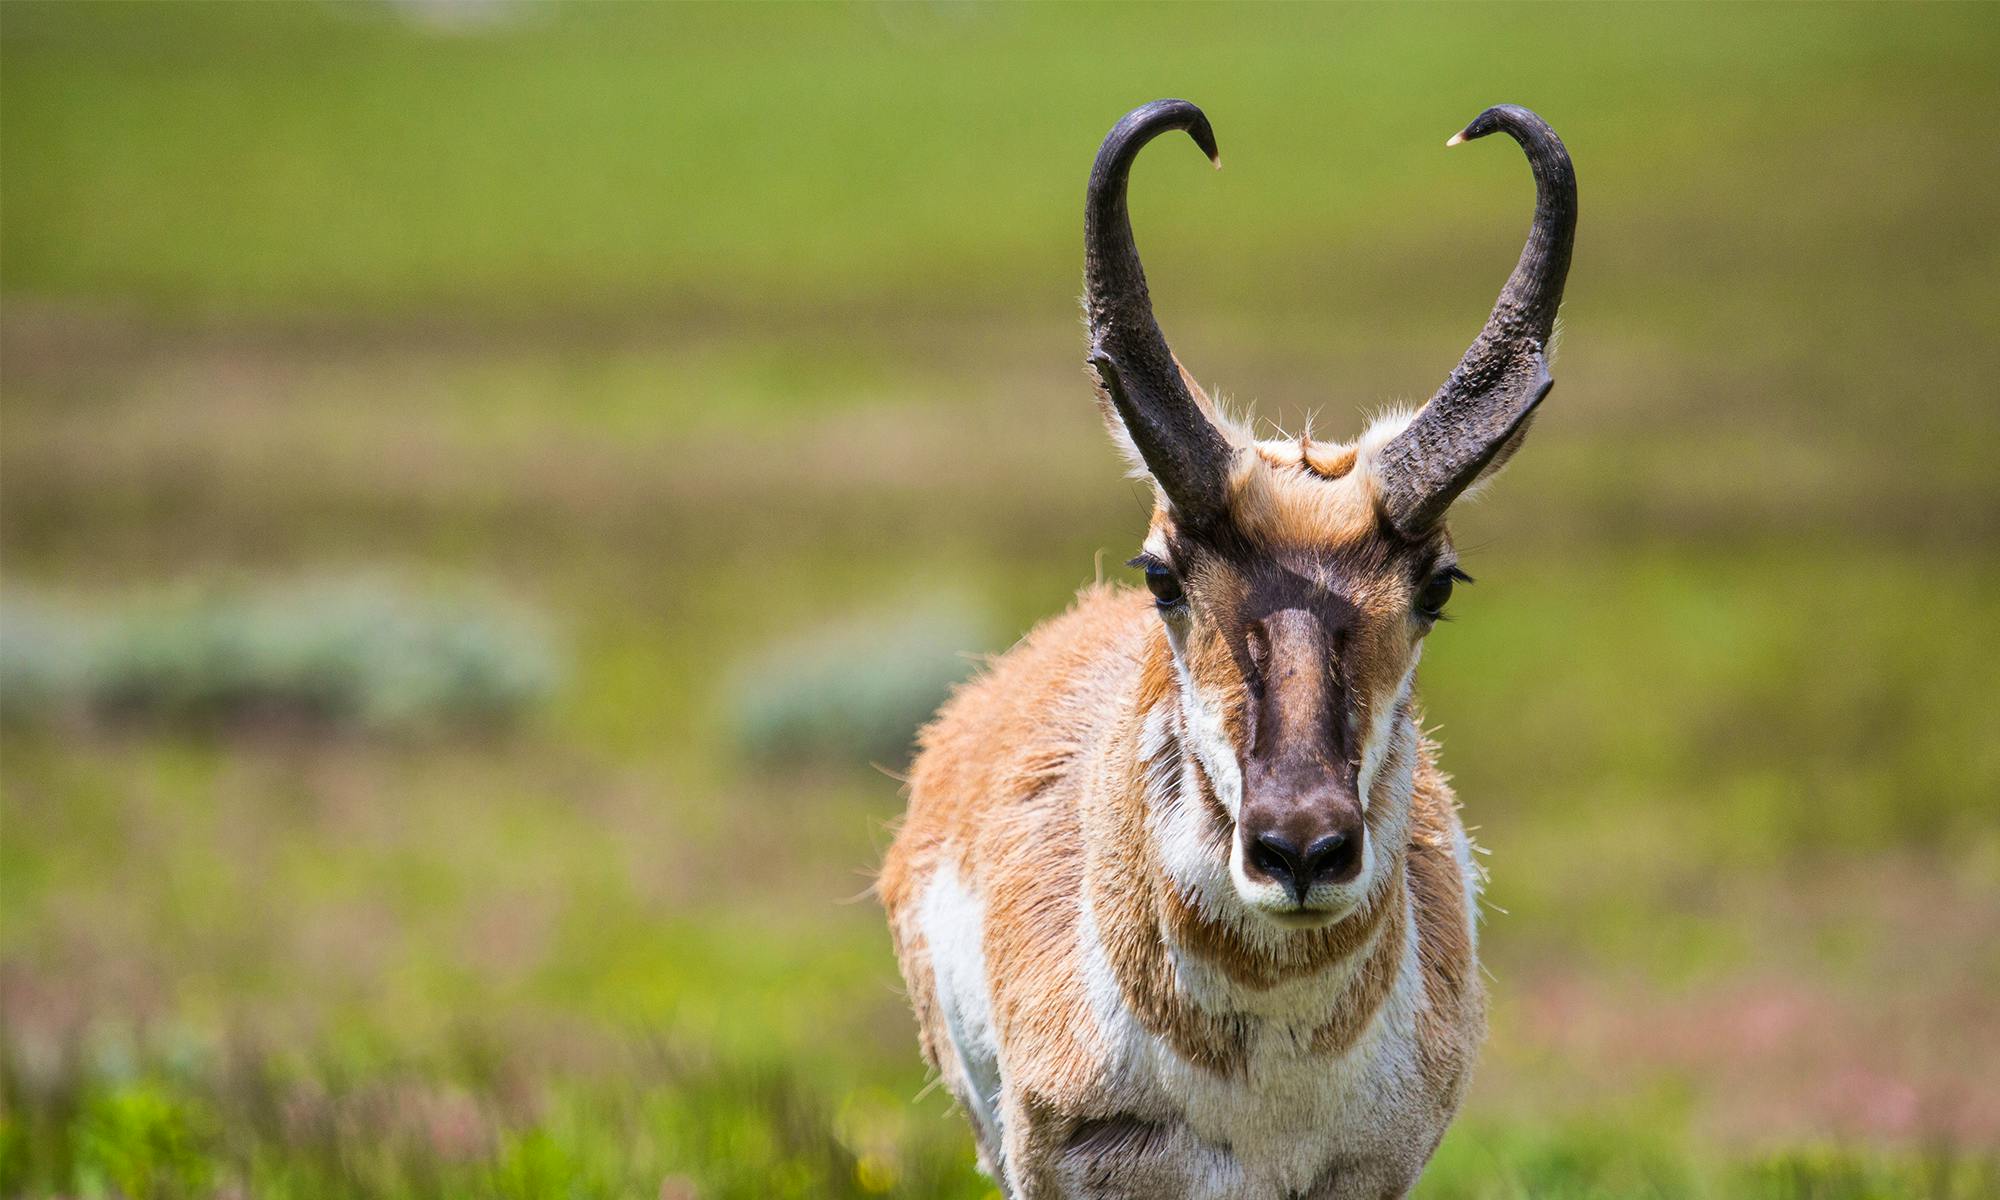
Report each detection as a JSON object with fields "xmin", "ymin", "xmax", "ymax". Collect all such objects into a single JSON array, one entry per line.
[{"xmin": 1248, "ymin": 830, "xmax": 1363, "ymax": 901}]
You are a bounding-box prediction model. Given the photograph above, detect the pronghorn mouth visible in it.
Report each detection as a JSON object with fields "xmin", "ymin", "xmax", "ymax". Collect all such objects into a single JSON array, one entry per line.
[
  {"xmin": 1268, "ymin": 906, "xmax": 1340, "ymax": 929},
  {"xmin": 1255, "ymin": 882, "xmax": 1369, "ymax": 927}
]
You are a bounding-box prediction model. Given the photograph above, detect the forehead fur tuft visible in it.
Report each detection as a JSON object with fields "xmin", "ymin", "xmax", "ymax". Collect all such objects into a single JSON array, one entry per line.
[
  {"xmin": 1100, "ymin": 365, "xmax": 1434, "ymax": 550},
  {"xmin": 1223, "ymin": 413, "xmax": 1417, "ymax": 550}
]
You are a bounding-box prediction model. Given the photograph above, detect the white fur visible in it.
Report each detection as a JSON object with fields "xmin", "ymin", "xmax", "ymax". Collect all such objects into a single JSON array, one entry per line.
[
  {"xmin": 918, "ymin": 861, "xmax": 1006, "ymax": 1170},
  {"xmin": 1066, "ymin": 869, "xmax": 1434, "ymax": 1199},
  {"xmin": 1165, "ymin": 624, "xmax": 1244, "ymax": 823},
  {"xmin": 1076, "ymin": 896, "xmax": 1154, "ymax": 1097},
  {"xmin": 1143, "ymin": 706, "xmax": 1235, "ymax": 925},
  {"xmin": 1357, "ymin": 408, "xmax": 1419, "ymax": 482},
  {"xmin": 1450, "ymin": 821, "xmax": 1483, "ymax": 957},
  {"xmin": 1357, "ymin": 658, "xmax": 1419, "ymax": 814}
]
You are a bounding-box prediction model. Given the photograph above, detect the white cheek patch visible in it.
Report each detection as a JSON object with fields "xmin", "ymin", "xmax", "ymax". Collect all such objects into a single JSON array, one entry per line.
[
  {"xmin": 1138, "ymin": 704, "xmax": 1173, "ymax": 767},
  {"xmin": 1166, "ymin": 624, "xmax": 1243, "ymax": 822},
  {"xmin": 1356, "ymin": 654, "xmax": 1419, "ymax": 814},
  {"xmin": 1140, "ymin": 693, "xmax": 1238, "ymax": 921}
]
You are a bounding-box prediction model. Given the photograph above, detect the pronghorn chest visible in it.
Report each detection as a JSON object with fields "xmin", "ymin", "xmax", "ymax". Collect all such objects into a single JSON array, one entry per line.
[{"xmin": 1054, "ymin": 920, "xmax": 1445, "ymax": 1200}]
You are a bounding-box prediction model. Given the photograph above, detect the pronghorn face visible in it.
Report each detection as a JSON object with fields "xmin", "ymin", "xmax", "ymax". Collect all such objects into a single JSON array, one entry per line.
[
  {"xmin": 1135, "ymin": 433, "xmax": 1465, "ymax": 924},
  {"xmin": 1080, "ymin": 100, "xmax": 1572, "ymax": 926}
]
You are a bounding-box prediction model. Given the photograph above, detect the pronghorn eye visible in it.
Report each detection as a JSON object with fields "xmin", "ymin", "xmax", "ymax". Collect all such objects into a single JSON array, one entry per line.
[
  {"xmin": 1145, "ymin": 563, "xmax": 1186, "ymax": 608},
  {"xmin": 1129, "ymin": 556, "xmax": 1185, "ymax": 608},
  {"xmin": 1416, "ymin": 566, "xmax": 1468, "ymax": 621}
]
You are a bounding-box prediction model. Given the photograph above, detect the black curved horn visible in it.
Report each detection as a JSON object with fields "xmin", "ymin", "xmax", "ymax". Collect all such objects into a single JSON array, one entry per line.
[
  {"xmin": 1377, "ymin": 105, "xmax": 1577, "ymax": 538},
  {"xmin": 1085, "ymin": 99, "xmax": 1234, "ymax": 530}
]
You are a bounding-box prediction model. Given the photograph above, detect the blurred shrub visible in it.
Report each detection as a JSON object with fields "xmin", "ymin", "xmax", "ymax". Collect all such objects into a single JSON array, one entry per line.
[
  {"xmin": 725, "ymin": 601, "xmax": 992, "ymax": 769},
  {"xmin": 0, "ymin": 596, "xmax": 91, "ymax": 727},
  {"xmin": 0, "ymin": 578, "xmax": 559, "ymax": 736}
]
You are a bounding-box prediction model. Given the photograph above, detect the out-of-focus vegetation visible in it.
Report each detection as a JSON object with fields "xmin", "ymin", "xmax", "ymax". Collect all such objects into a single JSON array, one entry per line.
[
  {"xmin": 2, "ymin": 2, "xmax": 1997, "ymax": 1196},
  {"xmin": 0, "ymin": 579, "xmax": 556, "ymax": 734},
  {"xmin": 725, "ymin": 600, "xmax": 989, "ymax": 768}
]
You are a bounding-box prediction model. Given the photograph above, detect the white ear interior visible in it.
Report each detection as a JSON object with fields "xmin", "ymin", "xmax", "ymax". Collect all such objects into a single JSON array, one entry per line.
[{"xmin": 1356, "ymin": 400, "xmax": 1527, "ymax": 514}]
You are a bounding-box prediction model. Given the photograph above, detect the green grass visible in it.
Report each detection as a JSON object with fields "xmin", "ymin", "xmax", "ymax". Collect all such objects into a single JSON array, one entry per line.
[
  {"xmin": 4, "ymin": 1, "xmax": 1995, "ymax": 342},
  {"xmin": 5, "ymin": 1, "xmax": 2000, "ymax": 1196}
]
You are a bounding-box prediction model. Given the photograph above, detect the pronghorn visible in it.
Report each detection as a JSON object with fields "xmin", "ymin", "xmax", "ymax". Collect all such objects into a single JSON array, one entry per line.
[{"xmin": 880, "ymin": 99, "xmax": 1575, "ymax": 1199}]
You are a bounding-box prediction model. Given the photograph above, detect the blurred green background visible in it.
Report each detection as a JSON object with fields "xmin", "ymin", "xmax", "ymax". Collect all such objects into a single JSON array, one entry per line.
[{"xmin": 4, "ymin": 2, "xmax": 1998, "ymax": 1197}]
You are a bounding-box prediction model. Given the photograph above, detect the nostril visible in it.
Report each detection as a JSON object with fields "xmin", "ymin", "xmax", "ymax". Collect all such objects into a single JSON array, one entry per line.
[
  {"xmin": 1302, "ymin": 832, "xmax": 1363, "ymax": 885},
  {"xmin": 1249, "ymin": 833, "xmax": 1304, "ymax": 888}
]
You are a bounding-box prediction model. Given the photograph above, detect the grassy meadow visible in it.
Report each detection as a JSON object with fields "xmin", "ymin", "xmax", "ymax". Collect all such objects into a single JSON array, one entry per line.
[{"xmin": 4, "ymin": 2, "xmax": 1999, "ymax": 1196}]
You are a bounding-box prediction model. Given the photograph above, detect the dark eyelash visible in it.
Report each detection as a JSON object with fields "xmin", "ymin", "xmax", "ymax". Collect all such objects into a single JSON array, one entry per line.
[
  {"xmin": 1127, "ymin": 553, "xmax": 1163, "ymax": 572},
  {"xmin": 1444, "ymin": 565, "xmax": 1474, "ymax": 585}
]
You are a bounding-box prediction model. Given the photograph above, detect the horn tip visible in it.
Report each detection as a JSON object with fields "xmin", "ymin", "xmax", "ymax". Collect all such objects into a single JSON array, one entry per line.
[
  {"xmin": 1445, "ymin": 132, "xmax": 1467, "ymax": 147},
  {"xmin": 1182, "ymin": 115, "xmax": 1221, "ymax": 167}
]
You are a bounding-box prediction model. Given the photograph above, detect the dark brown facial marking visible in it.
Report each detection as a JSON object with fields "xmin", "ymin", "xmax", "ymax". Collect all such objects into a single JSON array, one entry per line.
[{"xmin": 1232, "ymin": 564, "xmax": 1369, "ymax": 900}]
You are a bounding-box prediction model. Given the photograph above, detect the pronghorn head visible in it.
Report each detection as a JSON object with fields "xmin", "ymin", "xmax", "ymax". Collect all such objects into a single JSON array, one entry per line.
[{"xmin": 1085, "ymin": 100, "xmax": 1575, "ymax": 926}]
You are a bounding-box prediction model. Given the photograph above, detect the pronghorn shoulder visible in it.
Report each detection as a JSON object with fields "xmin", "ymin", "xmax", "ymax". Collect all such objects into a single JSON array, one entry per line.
[
  {"xmin": 885, "ymin": 587, "xmax": 1153, "ymax": 1139},
  {"xmin": 884, "ymin": 584, "xmax": 1154, "ymax": 927},
  {"xmin": 907, "ymin": 583, "xmax": 1155, "ymax": 810}
]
